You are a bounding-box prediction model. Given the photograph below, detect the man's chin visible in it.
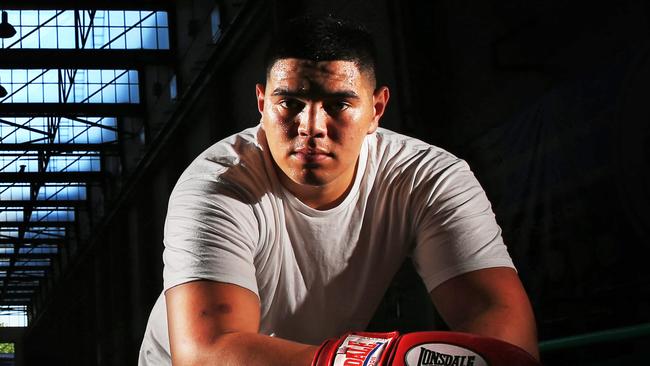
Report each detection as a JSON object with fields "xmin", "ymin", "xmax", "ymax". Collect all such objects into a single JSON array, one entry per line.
[
  {"xmin": 292, "ymin": 173, "xmax": 329, "ymax": 187},
  {"xmin": 284, "ymin": 163, "xmax": 332, "ymax": 186}
]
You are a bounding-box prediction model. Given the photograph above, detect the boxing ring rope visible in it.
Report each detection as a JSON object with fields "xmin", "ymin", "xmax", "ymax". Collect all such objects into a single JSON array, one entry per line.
[{"xmin": 539, "ymin": 322, "xmax": 650, "ymax": 353}]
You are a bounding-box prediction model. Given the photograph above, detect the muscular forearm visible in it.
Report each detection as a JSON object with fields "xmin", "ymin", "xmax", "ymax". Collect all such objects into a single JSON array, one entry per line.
[
  {"xmin": 450, "ymin": 303, "xmax": 539, "ymax": 360},
  {"xmin": 431, "ymin": 268, "xmax": 540, "ymax": 360},
  {"xmin": 172, "ymin": 332, "xmax": 318, "ymax": 366}
]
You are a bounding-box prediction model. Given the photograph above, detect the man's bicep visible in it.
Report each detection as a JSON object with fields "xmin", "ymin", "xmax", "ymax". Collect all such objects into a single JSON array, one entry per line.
[
  {"xmin": 410, "ymin": 158, "xmax": 514, "ymax": 291},
  {"xmin": 166, "ymin": 280, "xmax": 261, "ymax": 363},
  {"xmin": 429, "ymin": 267, "xmax": 523, "ymax": 326},
  {"xmin": 429, "ymin": 267, "xmax": 539, "ymax": 358}
]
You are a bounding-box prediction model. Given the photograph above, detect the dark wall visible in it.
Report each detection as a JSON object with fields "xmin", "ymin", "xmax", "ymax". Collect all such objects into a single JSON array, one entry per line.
[{"xmin": 22, "ymin": 1, "xmax": 650, "ymax": 365}]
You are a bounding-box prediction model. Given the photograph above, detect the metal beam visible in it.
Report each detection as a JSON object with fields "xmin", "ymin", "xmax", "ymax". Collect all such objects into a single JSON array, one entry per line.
[
  {"xmin": 1, "ymin": 293, "xmax": 35, "ymax": 298},
  {"xmin": 1, "ymin": 288, "xmax": 39, "ymax": 293},
  {"xmin": 5, "ymin": 265, "xmax": 52, "ymax": 271},
  {"xmin": 0, "ymin": 200, "xmax": 84, "ymax": 207},
  {"xmin": 0, "ymin": 239, "xmax": 62, "ymax": 245},
  {"xmin": 0, "ymin": 300, "xmax": 32, "ymax": 305},
  {"xmin": 1, "ymin": 0, "xmax": 172, "ymax": 10},
  {"xmin": 0, "ymin": 295, "xmax": 36, "ymax": 301},
  {"xmin": 0, "ymin": 221, "xmax": 74, "ymax": 228},
  {"xmin": 2, "ymin": 273, "xmax": 48, "ymax": 278},
  {"xmin": 0, "ymin": 285, "xmax": 40, "ymax": 291},
  {"xmin": 0, "ymin": 254, "xmax": 57, "ymax": 260},
  {"xmin": 0, "ymin": 49, "xmax": 174, "ymax": 69},
  {"xmin": 0, "ymin": 103, "xmax": 143, "ymax": 117},
  {"xmin": 0, "ymin": 143, "xmax": 119, "ymax": 152},
  {"xmin": 0, "ymin": 171, "xmax": 104, "ymax": 182}
]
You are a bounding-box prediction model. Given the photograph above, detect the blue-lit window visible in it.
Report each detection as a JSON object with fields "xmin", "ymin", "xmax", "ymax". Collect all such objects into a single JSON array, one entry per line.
[
  {"xmin": 0, "ymin": 306, "xmax": 27, "ymax": 327},
  {"xmin": 0, "ymin": 6, "xmax": 171, "ymax": 318},
  {"xmin": 0, "ymin": 185, "xmax": 30, "ymax": 201},
  {"xmin": 5, "ymin": 290, "xmax": 35, "ymax": 301},
  {"xmin": 0, "ymin": 184, "xmax": 86, "ymax": 201},
  {"xmin": 2, "ymin": 299, "xmax": 30, "ymax": 305},
  {"xmin": 169, "ymin": 74, "xmax": 178, "ymax": 101},
  {"xmin": 210, "ymin": 6, "xmax": 222, "ymax": 43},
  {"xmin": 0, "ymin": 117, "xmax": 118, "ymax": 144},
  {"xmin": 30, "ymin": 208, "xmax": 75, "ymax": 222},
  {"xmin": 48, "ymin": 153, "xmax": 100, "ymax": 172},
  {"xmin": 0, "ymin": 229, "xmax": 18, "ymax": 239},
  {"xmin": 6, "ymin": 290, "xmax": 35, "ymax": 294},
  {"xmin": 0, "ymin": 208, "xmax": 75, "ymax": 224},
  {"xmin": 12, "ymin": 270, "xmax": 46, "ymax": 278},
  {"xmin": 0, "ymin": 210, "xmax": 23, "ymax": 222},
  {"xmin": 19, "ymin": 245, "xmax": 58, "ymax": 255},
  {"xmin": 7, "ymin": 281, "xmax": 39, "ymax": 287},
  {"xmin": 24, "ymin": 228, "xmax": 65, "ymax": 239},
  {"xmin": 16, "ymin": 259, "xmax": 51, "ymax": 267},
  {"xmin": 1, "ymin": 10, "xmax": 169, "ymax": 50},
  {"xmin": 0, "ymin": 228, "xmax": 64, "ymax": 240},
  {"xmin": 36, "ymin": 184, "xmax": 86, "ymax": 201},
  {"xmin": 0, "ymin": 69, "xmax": 139, "ymax": 103},
  {"xmin": 0, "ymin": 152, "xmax": 100, "ymax": 173}
]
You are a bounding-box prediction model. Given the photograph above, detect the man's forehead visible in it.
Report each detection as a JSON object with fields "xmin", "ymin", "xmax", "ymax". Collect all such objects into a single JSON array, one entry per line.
[{"xmin": 268, "ymin": 58, "xmax": 364, "ymax": 87}]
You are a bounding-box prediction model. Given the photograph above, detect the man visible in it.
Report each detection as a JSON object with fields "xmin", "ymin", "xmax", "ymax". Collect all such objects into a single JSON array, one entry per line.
[{"xmin": 139, "ymin": 15, "xmax": 538, "ymax": 366}]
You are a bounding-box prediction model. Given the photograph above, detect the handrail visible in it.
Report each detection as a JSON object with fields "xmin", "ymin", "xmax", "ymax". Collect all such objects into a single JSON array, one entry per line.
[{"xmin": 539, "ymin": 322, "xmax": 650, "ymax": 352}]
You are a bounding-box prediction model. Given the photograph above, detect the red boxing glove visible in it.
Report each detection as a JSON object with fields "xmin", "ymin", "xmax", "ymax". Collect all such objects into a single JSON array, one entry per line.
[
  {"xmin": 312, "ymin": 331, "xmax": 400, "ymax": 366},
  {"xmin": 312, "ymin": 331, "xmax": 541, "ymax": 366}
]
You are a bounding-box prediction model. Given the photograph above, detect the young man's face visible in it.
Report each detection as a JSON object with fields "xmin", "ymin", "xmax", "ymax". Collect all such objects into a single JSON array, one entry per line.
[{"xmin": 256, "ymin": 58, "xmax": 389, "ymax": 200}]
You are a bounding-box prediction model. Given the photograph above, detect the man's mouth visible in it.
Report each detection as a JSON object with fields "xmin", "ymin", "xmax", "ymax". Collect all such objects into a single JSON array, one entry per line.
[{"xmin": 292, "ymin": 147, "xmax": 331, "ymax": 162}]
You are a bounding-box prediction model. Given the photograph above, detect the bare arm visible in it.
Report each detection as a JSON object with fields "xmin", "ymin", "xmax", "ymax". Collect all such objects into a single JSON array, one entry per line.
[
  {"xmin": 166, "ymin": 280, "xmax": 318, "ymax": 366},
  {"xmin": 430, "ymin": 267, "xmax": 539, "ymax": 360}
]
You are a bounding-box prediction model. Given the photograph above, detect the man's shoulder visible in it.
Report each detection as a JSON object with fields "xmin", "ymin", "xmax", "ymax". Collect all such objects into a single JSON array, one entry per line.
[
  {"xmin": 172, "ymin": 125, "xmax": 274, "ymax": 202},
  {"xmin": 179, "ymin": 125, "xmax": 263, "ymax": 174},
  {"xmin": 191, "ymin": 125, "xmax": 262, "ymax": 168},
  {"xmin": 371, "ymin": 127, "xmax": 461, "ymax": 168}
]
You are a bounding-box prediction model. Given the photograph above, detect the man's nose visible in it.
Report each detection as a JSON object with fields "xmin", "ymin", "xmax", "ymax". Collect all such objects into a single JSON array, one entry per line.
[{"xmin": 297, "ymin": 104, "xmax": 327, "ymax": 138}]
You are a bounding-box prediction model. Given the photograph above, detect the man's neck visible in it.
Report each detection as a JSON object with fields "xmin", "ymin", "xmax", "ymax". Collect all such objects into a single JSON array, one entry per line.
[{"xmin": 278, "ymin": 160, "xmax": 358, "ymax": 210}]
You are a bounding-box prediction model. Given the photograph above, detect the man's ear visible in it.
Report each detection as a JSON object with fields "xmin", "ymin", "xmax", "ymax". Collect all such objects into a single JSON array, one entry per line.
[
  {"xmin": 255, "ymin": 83, "xmax": 266, "ymax": 116},
  {"xmin": 369, "ymin": 86, "xmax": 390, "ymax": 134}
]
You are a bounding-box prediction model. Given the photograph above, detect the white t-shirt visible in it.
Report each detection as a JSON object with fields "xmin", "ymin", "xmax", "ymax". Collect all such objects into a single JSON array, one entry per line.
[{"xmin": 138, "ymin": 126, "xmax": 514, "ymax": 365}]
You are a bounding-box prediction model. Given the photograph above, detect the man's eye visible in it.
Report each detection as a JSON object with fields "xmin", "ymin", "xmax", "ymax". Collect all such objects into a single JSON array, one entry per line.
[
  {"xmin": 325, "ymin": 102, "xmax": 350, "ymax": 113},
  {"xmin": 279, "ymin": 100, "xmax": 304, "ymax": 111}
]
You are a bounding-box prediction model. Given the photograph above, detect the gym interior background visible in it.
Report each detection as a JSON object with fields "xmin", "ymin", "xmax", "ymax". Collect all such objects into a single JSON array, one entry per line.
[{"xmin": 0, "ymin": 0, "xmax": 648, "ymax": 365}]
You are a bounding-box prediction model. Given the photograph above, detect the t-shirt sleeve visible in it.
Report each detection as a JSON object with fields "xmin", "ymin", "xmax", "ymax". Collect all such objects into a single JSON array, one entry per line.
[
  {"xmin": 411, "ymin": 157, "xmax": 515, "ymax": 293},
  {"xmin": 162, "ymin": 173, "xmax": 260, "ymax": 296}
]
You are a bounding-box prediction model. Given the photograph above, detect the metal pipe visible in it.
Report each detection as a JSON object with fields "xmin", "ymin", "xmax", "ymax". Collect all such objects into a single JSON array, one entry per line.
[{"xmin": 539, "ymin": 322, "xmax": 650, "ymax": 353}]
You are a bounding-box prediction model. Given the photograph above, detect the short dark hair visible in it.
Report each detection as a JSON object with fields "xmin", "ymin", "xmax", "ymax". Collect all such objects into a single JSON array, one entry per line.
[{"xmin": 265, "ymin": 15, "xmax": 377, "ymax": 84}]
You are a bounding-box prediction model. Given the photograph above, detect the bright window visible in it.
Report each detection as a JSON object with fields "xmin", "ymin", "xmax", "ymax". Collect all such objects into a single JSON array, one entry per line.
[
  {"xmin": 1, "ymin": 10, "xmax": 170, "ymax": 50},
  {"xmin": 0, "ymin": 69, "xmax": 139, "ymax": 104}
]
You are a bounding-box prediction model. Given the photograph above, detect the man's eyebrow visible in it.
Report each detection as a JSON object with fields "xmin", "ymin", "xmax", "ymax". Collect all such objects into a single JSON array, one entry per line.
[{"xmin": 271, "ymin": 88, "xmax": 360, "ymax": 99}]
